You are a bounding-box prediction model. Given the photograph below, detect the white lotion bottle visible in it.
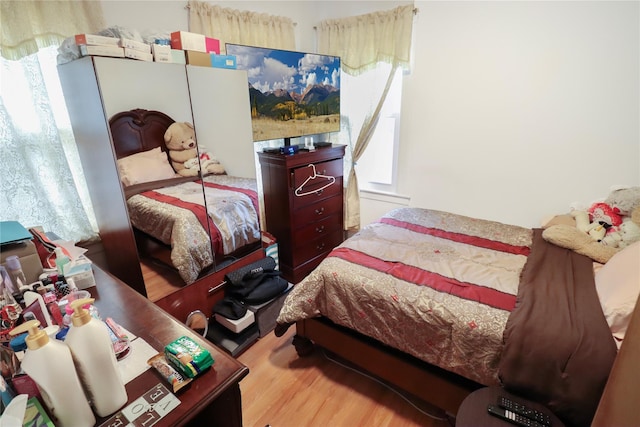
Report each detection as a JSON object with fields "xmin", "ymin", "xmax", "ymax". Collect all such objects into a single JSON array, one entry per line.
[
  {"xmin": 9, "ymin": 320, "xmax": 96, "ymax": 427},
  {"xmin": 65, "ymin": 297, "xmax": 128, "ymax": 417}
]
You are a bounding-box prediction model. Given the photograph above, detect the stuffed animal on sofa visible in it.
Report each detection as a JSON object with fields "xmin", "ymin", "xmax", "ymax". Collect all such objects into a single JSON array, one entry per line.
[
  {"xmin": 164, "ymin": 122, "xmax": 198, "ymax": 177},
  {"xmin": 543, "ymin": 187, "xmax": 640, "ymax": 263}
]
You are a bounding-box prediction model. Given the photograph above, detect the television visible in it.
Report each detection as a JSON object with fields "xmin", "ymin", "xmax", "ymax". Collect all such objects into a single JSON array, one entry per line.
[{"xmin": 225, "ymin": 43, "xmax": 340, "ymax": 146}]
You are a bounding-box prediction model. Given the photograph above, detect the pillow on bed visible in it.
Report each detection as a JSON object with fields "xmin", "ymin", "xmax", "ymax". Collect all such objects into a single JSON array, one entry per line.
[
  {"xmin": 595, "ymin": 240, "xmax": 640, "ymax": 344},
  {"xmin": 117, "ymin": 147, "xmax": 177, "ymax": 186}
]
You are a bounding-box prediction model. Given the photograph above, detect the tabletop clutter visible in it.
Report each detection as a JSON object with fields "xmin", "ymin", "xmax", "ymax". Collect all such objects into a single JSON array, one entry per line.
[{"xmin": 0, "ymin": 222, "xmax": 213, "ymax": 426}]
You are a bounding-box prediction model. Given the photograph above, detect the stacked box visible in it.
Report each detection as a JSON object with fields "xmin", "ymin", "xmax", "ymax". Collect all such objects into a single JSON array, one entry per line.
[
  {"xmin": 214, "ymin": 310, "xmax": 255, "ymax": 333},
  {"xmin": 152, "ymin": 43, "xmax": 172, "ymax": 63},
  {"xmin": 79, "ymin": 44, "xmax": 124, "ymax": 58},
  {"xmin": 120, "ymin": 38, "xmax": 150, "ymax": 54},
  {"xmin": 170, "ymin": 31, "xmax": 220, "ymax": 54},
  {"xmin": 75, "ymin": 34, "xmax": 119, "ymax": 47},
  {"xmin": 75, "ymin": 33, "xmax": 124, "ymax": 58},
  {"xmin": 124, "ymin": 48, "xmax": 153, "ymax": 62},
  {"xmin": 185, "ymin": 50, "xmax": 212, "ymax": 67},
  {"xmin": 206, "ymin": 320, "xmax": 259, "ymax": 357},
  {"xmin": 211, "ymin": 54, "xmax": 237, "ymax": 69}
]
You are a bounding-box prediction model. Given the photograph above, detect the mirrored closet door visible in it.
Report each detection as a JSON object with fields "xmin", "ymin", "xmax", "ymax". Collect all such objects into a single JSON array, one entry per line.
[{"xmin": 58, "ymin": 56, "xmax": 261, "ymax": 300}]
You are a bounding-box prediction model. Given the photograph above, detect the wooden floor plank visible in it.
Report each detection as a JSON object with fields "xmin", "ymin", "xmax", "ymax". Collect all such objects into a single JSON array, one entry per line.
[{"xmin": 141, "ymin": 259, "xmax": 453, "ymax": 426}]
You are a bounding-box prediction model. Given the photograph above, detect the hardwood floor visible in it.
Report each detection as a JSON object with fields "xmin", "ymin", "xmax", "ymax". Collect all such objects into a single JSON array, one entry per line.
[
  {"xmin": 140, "ymin": 258, "xmax": 185, "ymax": 302},
  {"xmin": 237, "ymin": 327, "xmax": 454, "ymax": 427},
  {"xmin": 140, "ymin": 259, "xmax": 454, "ymax": 426}
]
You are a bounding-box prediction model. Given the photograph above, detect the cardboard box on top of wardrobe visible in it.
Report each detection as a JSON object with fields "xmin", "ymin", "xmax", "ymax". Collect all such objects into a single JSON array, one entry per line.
[
  {"xmin": 170, "ymin": 31, "xmax": 220, "ymax": 54},
  {"xmin": 185, "ymin": 50, "xmax": 213, "ymax": 67}
]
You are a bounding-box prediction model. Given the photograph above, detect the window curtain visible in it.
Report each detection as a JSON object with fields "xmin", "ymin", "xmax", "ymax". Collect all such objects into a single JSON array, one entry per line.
[
  {"xmin": 317, "ymin": 5, "xmax": 414, "ymax": 231},
  {"xmin": 0, "ymin": 1, "xmax": 104, "ymax": 242},
  {"xmin": 188, "ymin": 0, "xmax": 296, "ymax": 51}
]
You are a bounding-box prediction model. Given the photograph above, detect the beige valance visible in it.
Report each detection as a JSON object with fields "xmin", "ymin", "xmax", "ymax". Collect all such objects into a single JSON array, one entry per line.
[
  {"xmin": 188, "ymin": 0, "xmax": 295, "ymax": 52},
  {"xmin": 1, "ymin": 0, "xmax": 105, "ymax": 60}
]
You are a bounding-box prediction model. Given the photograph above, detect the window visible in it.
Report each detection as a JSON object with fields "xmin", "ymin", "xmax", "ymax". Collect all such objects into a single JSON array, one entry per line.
[
  {"xmin": 0, "ymin": 46, "xmax": 97, "ymax": 242},
  {"xmin": 341, "ymin": 64, "xmax": 403, "ymax": 194}
]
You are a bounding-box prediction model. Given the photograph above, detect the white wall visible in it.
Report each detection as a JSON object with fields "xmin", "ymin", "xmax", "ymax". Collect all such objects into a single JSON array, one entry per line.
[
  {"xmin": 401, "ymin": 1, "xmax": 639, "ymax": 227},
  {"xmin": 100, "ymin": 0, "xmax": 640, "ymax": 228}
]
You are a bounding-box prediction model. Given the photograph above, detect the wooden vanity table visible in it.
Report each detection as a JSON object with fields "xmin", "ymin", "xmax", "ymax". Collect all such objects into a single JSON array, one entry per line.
[{"xmin": 88, "ymin": 265, "xmax": 248, "ymax": 427}]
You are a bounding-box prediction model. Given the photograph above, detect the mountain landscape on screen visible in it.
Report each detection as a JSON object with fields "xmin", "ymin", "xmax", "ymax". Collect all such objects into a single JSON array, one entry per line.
[{"xmin": 226, "ymin": 43, "xmax": 341, "ymax": 142}]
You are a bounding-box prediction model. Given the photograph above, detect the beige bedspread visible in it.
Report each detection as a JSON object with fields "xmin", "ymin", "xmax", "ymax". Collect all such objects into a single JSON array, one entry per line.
[
  {"xmin": 126, "ymin": 175, "xmax": 260, "ymax": 284},
  {"xmin": 277, "ymin": 207, "xmax": 532, "ymax": 385}
]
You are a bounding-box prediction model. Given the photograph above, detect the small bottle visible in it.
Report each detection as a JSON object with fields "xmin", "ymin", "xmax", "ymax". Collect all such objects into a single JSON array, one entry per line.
[
  {"xmin": 65, "ymin": 298, "xmax": 128, "ymax": 417},
  {"xmin": 0, "ymin": 266, "xmax": 21, "ymax": 318},
  {"xmin": 9, "ymin": 320, "xmax": 96, "ymax": 427},
  {"xmin": 5, "ymin": 256, "xmax": 27, "ymax": 290},
  {"xmin": 54, "ymin": 247, "xmax": 70, "ymax": 276}
]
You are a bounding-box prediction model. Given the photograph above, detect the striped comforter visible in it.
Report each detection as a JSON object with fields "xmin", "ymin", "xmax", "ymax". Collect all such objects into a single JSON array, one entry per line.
[
  {"xmin": 277, "ymin": 207, "xmax": 533, "ymax": 385},
  {"xmin": 126, "ymin": 175, "xmax": 261, "ymax": 285}
]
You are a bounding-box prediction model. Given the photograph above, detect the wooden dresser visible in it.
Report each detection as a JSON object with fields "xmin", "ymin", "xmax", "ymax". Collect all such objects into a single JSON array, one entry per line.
[
  {"xmin": 89, "ymin": 265, "xmax": 248, "ymax": 427},
  {"xmin": 258, "ymin": 145, "xmax": 346, "ymax": 283}
]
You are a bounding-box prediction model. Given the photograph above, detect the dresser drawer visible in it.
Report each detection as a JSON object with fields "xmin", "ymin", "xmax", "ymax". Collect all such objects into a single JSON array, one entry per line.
[
  {"xmin": 291, "ymin": 159, "xmax": 343, "ymax": 209},
  {"xmin": 292, "ymin": 195, "xmax": 342, "ymax": 229},
  {"xmin": 293, "ymin": 214, "xmax": 342, "ymax": 243},
  {"xmin": 292, "ymin": 229, "xmax": 343, "ymax": 266}
]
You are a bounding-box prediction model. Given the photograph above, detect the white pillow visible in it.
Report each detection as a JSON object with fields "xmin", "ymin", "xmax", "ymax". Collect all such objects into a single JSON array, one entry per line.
[
  {"xmin": 117, "ymin": 147, "xmax": 177, "ymax": 186},
  {"xmin": 595, "ymin": 240, "xmax": 640, "ymax": 344}
]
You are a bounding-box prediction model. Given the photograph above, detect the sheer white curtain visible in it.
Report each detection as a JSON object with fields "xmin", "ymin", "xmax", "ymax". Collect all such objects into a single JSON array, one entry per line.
[
  {"xmin": 188, "ymin": 0, "xmax": 296, "ymax": 51},
  {"xmin": 317, "ymin": 5, "xmax": 414, "ymax": 230},
  {"xmin": 1, "ymin": 1, "xmax": 104, "ymax": 242}
]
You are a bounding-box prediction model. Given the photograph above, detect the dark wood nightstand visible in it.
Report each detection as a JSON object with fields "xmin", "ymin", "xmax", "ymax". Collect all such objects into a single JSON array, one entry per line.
[{"xmin": 456, "ymin": 387, "xmax": 565, "ymax": 427}]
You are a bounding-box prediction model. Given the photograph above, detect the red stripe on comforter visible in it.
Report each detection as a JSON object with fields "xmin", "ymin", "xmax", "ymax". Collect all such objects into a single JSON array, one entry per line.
[
  {"xmin": 329, "ymin": 247, "xmax": 517, "ymax": 311},
  {"xmin": 380, "ymin": 217, "xmax": 530, "ymax": 256},
  {"xmin": 143, "ymin": 190, "xmax": 223, "ymax": 254}
]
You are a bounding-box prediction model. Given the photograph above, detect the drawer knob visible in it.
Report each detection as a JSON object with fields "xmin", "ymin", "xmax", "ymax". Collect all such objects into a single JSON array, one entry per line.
[
  {"xmin": 315, "ymin": 225, "xmax": 325, "ymax": 234},
  {"xmin": 315, "ymin": 207, "xmax": 325, "ymax": 215},
  {"xmin": 316, "ymin": 242, "xmax": 326, "ymax": 251},
  {"xmin": 315, "ymin": 189, "xmax": 324, "ymax": 196}
]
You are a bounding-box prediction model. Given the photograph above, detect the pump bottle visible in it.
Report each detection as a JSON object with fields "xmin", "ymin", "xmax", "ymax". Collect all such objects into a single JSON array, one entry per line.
[
  {"xmin": 9, "ymin": 320, "xmax": 96, "ymax": 427},
  {"xmin": 65, "ymin": 298, "xmax": 128, "ymax": 417}
]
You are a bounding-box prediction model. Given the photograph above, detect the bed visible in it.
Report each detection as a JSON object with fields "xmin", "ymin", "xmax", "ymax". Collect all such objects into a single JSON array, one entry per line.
[
  {"xmin": 109, "ymin": 108, "xmax": 261, "ymax": 285},
  {"xmin": 275, "ymin": 207, "xmax": 632, "ymax": 427}
]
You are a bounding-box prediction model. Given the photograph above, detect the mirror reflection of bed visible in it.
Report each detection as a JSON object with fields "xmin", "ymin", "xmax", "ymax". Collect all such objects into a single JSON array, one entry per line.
[{"xmin": 110, "ymin": 108, "xmax": 262, "ymax": 301}]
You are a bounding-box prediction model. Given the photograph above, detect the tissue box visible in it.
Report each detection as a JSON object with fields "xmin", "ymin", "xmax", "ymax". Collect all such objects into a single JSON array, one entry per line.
[
  {"xmin": 63, "ymin": 255, "xmax": 95, "ymax": 290},
  {"xmin": 211, "ymin": 54, "xmax": 236, "ymax": 69}
]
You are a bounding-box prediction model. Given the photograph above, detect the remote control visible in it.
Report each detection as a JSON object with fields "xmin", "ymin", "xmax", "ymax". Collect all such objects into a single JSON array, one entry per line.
[
  {"xmin": 499, "ymin": 396, "xmax": 552, "ymax": 426},
  {"xmin": 487, "ymin": 405, "xmax": 547, "ymax": 427}
]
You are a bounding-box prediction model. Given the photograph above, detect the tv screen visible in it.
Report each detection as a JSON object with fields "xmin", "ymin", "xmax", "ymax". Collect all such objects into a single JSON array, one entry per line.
[{"xmin": 225, "ymin": 43, "xmax": 340, "ymax": 143}]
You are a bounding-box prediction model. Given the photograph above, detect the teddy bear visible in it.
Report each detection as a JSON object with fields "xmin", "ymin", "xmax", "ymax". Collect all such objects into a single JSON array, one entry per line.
[
  {"xmin": 182, "ymin": 148, "xmax": 226, "ymax": 175},
  {"xmin": 164, "ymin": 122, "xmax": 199, "ymax": 177},
  {"xmin": 602, "ymin": 208, "xmax": 640, "ymax": 249},
  {"xmin": 543, "ymin": 187, "xmax": 640, "ymax": 263},
  {"xmin": 571, "ymin": 210, "xmax": 607, "ymax": 242}
]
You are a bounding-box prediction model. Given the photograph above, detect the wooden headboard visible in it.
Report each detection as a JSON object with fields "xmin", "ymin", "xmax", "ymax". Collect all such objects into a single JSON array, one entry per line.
[{"xmin": 109, "ymin": 109, "xmax": 175, "ymax": 159}]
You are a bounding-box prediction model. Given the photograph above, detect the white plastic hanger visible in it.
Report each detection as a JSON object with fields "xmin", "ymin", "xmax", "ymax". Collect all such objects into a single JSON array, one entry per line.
[{"xmin": 294, "ymin": 164, "xmax": 336, "ymax": 197}]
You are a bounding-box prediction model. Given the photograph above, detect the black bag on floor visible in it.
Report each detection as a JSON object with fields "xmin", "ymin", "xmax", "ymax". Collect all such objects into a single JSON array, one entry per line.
[
  {"xmin": 228, "ymin": 268, "xmax": 288, "ymax": 305},
  {"xmin": 223, "ymin": 256, "xmax": 288, "ymax": 306}
]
